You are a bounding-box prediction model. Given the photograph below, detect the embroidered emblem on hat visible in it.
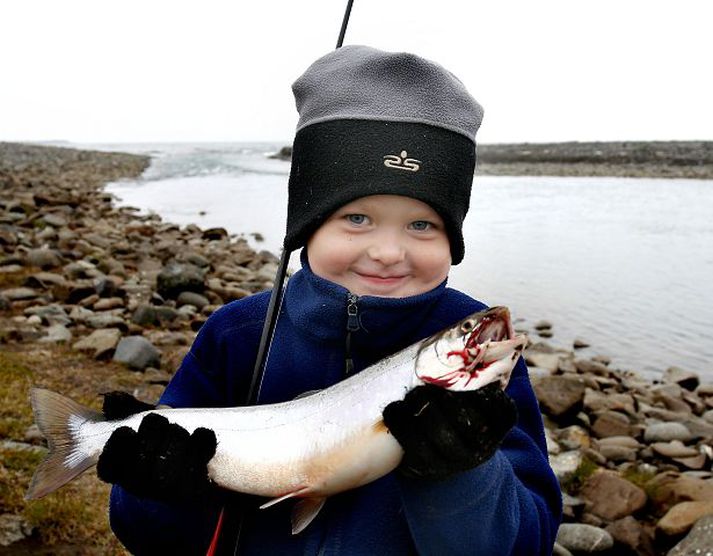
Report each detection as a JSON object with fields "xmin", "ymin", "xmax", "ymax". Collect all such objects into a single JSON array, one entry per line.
[{"xmin": 383, "ymin": 151, "xmax": 421, "ymax": 172}]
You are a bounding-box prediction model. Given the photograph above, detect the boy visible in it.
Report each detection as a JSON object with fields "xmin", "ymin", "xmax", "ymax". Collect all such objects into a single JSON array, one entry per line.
[{"xmin": 98, "ymin": 45, "xmax": 562, "ymax": 555}]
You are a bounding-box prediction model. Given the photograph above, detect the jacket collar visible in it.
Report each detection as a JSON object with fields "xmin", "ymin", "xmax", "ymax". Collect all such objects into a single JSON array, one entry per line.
[{"xmin": 283, "ymin": 251, "xmax": 447, "ymax": 351}]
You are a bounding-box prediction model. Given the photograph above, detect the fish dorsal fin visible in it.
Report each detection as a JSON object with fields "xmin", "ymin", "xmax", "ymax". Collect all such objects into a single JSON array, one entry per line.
[{"xmin": 291, "ymin": 497, "xmax": 327, "ymax": 535}]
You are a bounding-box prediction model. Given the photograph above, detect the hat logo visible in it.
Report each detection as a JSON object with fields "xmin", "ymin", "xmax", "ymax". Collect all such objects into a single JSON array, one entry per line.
[{"xmin": 383, "ymin": 150, "xmax": 421, "ymax": 172}]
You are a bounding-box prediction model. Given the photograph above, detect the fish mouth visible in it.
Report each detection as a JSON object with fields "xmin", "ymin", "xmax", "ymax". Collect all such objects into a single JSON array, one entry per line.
[
  {"xmin": 415, "ymin": 306, "xmax": 526, "ymax": 390},
  {"xmin": 466, "ymin": 307, "xmax": 514, "ymax": 344}
]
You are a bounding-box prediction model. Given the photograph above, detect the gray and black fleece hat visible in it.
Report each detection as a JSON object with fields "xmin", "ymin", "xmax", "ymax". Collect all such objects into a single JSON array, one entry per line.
[{"xmin": 285, "ymin": 45, "xmax": 484, "ymax": 265}]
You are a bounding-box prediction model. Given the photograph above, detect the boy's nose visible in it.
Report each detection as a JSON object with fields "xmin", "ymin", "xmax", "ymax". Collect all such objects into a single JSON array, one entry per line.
[{"xmin": 366, "ymin": 238, "xmax": 406, "ymax": 266}]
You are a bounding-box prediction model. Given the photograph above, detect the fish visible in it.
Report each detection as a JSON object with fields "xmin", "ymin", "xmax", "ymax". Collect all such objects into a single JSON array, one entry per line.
[{"xmin": 25, "ymin": 306, "xmax": 527, "ymax": 534}]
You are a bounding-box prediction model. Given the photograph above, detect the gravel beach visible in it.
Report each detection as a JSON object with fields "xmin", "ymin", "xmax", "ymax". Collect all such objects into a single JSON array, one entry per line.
[{"xmin": 1, "ymin": 141, "xmax": 711, "ymax": 554}]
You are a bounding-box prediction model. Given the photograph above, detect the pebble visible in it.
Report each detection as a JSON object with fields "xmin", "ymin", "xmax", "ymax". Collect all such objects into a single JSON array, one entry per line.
[
  {"xmin": 73, "ymin": 328, "xmax": 122, "ymax": 359},
  {"xmin": 644, "ymin": 422, "xmax": 693, "ymax": 443},
  {"xmin": 652, "ymin": 440, "xmax": 700, "ymax": 459},
  {"xmin": 113, "ymin": 336, "xmax": 161, "ymax": 370},
  {"xmin": 667, "ymin": 514, "xmax": 713, "ymax": 556},
  {"xmin": 549, "ymin": 451, "xmax": 582, "ymax": 480},
  {"xmin": 556, "ymin": 523, "xmax": 613, "ymax": 552},
  {"xmin": 0, "ymin": 513, "xmax": 34, "ymax": 547},
  {"xmin": 1, "ymin": 287, "xmax": 38, "ymax": 301},
  {"xmin": 38, "ymin": 324, "xmax": 72, "ymax": 343},
  {"xmin": 573, "ymin": 338, "xmax": 590, "ymax": 349}
]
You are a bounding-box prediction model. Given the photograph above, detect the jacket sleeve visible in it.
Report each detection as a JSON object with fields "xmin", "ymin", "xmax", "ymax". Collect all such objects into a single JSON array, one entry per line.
[
  {"xmin": 397, "ymin": 358, "xmax": 562, "ymax": 555},
  {"xmin": 108, "ymin": 296, "xmax": 268, "ymax": 555}
]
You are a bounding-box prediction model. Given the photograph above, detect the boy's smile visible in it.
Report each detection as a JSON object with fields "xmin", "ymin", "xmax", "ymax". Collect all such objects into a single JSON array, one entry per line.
[{"xmin": 307, "ymin": 195, "xmax": 452, "ymax": 298}]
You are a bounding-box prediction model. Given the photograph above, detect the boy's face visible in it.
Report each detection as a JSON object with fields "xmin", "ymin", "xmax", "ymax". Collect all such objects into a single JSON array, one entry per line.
[{"xmin": 307, "ymin": 195, "xmax": 451, "ymax": 298}]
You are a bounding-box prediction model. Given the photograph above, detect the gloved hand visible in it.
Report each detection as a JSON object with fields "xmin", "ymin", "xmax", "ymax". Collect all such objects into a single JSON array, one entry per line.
[
  {"xmin": 382, "ymin": 382, "xmax": 517, "ymax": 480},
  {"xmin": 96, "ymin": 394, "xmax": 218, "ymax": 505},
  {"xmin": 101, "ymin": 390, "xmax": 156, "ymax": 420}
]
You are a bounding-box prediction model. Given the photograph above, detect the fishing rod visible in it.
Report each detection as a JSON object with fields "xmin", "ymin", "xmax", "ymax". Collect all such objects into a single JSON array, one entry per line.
[{"xmin": 210, "ymin": 2, "xmax": 356, "ymax": 554}]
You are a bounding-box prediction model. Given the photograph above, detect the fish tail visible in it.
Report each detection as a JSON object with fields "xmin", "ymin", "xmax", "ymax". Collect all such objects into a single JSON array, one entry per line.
[{"xmin": 25, "ymin": 388, "xmax": 105, "ymax": 500}]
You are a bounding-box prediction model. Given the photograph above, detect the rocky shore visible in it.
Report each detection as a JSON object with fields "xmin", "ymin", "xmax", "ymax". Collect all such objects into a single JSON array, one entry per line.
[
  {"xmin": 1, "ymin": 142, "xmax": 711, "ymax": 554},
  {"xmin": 271, "ymin": 141, "xmax": 713, "ymax": 179}
]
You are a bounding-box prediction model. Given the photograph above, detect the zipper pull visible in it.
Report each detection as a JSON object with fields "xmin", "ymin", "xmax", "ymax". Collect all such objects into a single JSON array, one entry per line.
[
  {"xmin": 346, "ymin": 294, "xmax": 360, "ymax": 332},
  {"xmin": 345, "ymin": 294, "xmax": 360, "ymax": 375}
]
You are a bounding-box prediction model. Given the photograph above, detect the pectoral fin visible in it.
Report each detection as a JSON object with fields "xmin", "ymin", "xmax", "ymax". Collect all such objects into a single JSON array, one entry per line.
[{"xmin": 292, "ymin": 497, "xmax": 327, "ymax": 535}]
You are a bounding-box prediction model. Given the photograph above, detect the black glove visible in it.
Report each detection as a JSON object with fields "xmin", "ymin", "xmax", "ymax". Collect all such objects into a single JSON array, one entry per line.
[
  {"xmin": 97, "ymin": 404, "xmax": 218, "ymax": 504},
  {"xmin": 101, "ymin": 390, "xmax": 156, "ymax": 420},
  {"xmin": 382, "ymin": 383, "xmax": 517, "ymax": 480}
]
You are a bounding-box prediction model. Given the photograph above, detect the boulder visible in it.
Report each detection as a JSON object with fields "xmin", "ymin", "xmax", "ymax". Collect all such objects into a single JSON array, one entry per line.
[
  {"xmin": 42, "ymin": 213, "xmax": 67, "ymax": 227},
  {"xmin": 86, "ymin": 313, "xmax": 126, "ymax": 331},
  {"xmin": 93, "ymin": 297, "xmax": 124, "ymax": 311},
  {"xmin": 552, "ymin": 543, "xmax": 573, "ymax": 556},
  {"xmin": 131, "ymin": 304, "xmax": 160, "ymax": 327},
  {"xmin": 113, "ymin": 336, "xmax": 161, "ymax": 370},
  {"xmin": 0, "ymin": 513, "xmax": 34, "ymax": 547},
  {"xmin": 176, "ymin": 291, "xmax": 210, "ymax": 310},
  {"xmin": 557, "ymin": 425, "xmax": 591, "ymax": 450},
  {"xmin": 574, "ymin": 359, "xmax": 610, "ymax": 377},
  {"xmin": 525, "ymin": 352, "xmax": 562, "ymax": 373},
  {"xmin": 667, "ymin": 514, "xmax": 713, "ymax": 555},
  {"xmin": 591, "ymin": 411, "xmax": 633, "ymax": 438},
  {"xmin": 556, "ymin": 523, "xmax": 613, "ymax": 553},
  {"xmin": 156, "ymin": 261, "xmax": 205, "ymax": 299},
  {"xmin": 26, "ymin": 247, "xmax": 62, "ymax": 269},
  {"xmin": 24, "ymin": 271, "xmax": 66, "ymax": 289},
  {"xmin": 644, "ymin": 423, "xmax": 693, "ymax": 443},
  {"xmin": 581, "ymin": 470, "xmax": 647, "ymax": 520},
  {"xmin": 605, "ymin": 516, "xmax": 655, "ymax": 556},
  {"xmin": 24, "ymin": 304, "xmax": 70, "ymax": 326},
  {"xmin": 1, "ymin": 287, "xmax": 38, "ymax": 301},
  {"xmin": 549, "ymin": 450, "xmax": 582, "ymax": 480},
  {"xmin": 38, "ymin": 324, "xmax": 72, "ymax": 343},
  {"xmin": 202, "ymin": 227, "xmax": 228, "ymax": 241},
  {"xmin": 657, "ymin": 500, "xmax": 713, "ymax": 536},
  {"xmin": 598, "ymin": 444, "xmax": 637, "ymax": 462},
  {"xmin": 584, "ymin": 389, "xmax": 636, "ymax": 415},
  {"xmin": 533, "ymin": 375, "xmax": 587, "ymax": 417},
  {"xmin": 651, "ymin": 440, "xmax": 700, "ymax": 459},
  {"xmin": 647, "ymin": 474, "xmax": 713, "ymax": 513},
  {"xmin": 73, "ymin": 328, "xmax": 122, "ymax": 359},
  {"xmin": 663, "ymin": 366, "xmax": 700, "ymax": 391}
]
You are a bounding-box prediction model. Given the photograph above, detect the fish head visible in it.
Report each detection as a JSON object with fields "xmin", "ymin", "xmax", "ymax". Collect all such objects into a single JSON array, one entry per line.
[{"xmin": 414, "ymin": 306, "xmax": 528, "ymax": 391}]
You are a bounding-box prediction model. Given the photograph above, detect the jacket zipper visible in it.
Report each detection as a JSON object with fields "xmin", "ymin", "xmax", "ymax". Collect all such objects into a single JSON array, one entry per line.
[{"xmin": 345, "ymin": 293, "xmax": 360, "ymax": 375}]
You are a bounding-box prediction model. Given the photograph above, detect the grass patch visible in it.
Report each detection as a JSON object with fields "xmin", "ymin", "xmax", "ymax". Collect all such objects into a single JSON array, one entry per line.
[
  {"xmin": 0, "ymin": 345, "xmax": 157, "ymax": 554},
  {"xmin": 0, "ymin": 350, "xmax": 35, "ymax": 439},
  {"xmin": 560, "ymin": 457, "xmax": 600, "ymax": 494}
]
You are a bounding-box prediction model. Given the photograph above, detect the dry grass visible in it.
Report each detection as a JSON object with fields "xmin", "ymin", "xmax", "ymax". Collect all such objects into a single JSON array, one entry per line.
[{"xmin": 0, "ymin": 345, "xmax": 168, "ymax": 553}]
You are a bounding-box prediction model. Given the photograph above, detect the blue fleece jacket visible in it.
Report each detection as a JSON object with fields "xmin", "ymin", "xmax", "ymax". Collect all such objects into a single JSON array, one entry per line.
[{"xmin": 109, "ymin": 260, "xmax": 562, "ymax": 555}]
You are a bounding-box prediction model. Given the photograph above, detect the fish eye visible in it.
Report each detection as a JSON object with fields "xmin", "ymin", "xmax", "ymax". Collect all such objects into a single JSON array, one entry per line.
[{"xmin": 460, "ymin": 320, "xmax": 474, "ymax": 333}]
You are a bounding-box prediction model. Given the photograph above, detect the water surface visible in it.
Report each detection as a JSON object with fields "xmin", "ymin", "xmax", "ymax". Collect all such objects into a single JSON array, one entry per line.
[{"xmin": 99, "ymin": 143, "xmax": 713, "ymax": 381}]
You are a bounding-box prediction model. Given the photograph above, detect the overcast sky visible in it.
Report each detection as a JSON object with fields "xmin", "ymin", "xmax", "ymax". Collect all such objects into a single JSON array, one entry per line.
[{"xmin": 2, "ymin": 0, "xmax": 712, "ymax": 144}]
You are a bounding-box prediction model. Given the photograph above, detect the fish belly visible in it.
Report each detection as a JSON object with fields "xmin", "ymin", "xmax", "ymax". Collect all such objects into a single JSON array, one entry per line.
[{"xmin": 207, "ymin": 419, "xmax": 404, "ymax": 498}]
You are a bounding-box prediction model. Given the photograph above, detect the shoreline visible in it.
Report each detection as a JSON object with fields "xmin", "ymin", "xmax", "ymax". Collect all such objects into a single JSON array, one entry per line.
[
  {"xmin": 271, "ymin": 140, "xmax": 713, "ymax": 179},
  {"xmin": 1, "ymin": 141, "xmax": 712, "ymax": 554}
]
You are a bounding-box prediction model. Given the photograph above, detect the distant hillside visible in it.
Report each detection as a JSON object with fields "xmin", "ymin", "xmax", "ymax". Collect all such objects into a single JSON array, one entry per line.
[{"xmin": 477, "ymin": 141, "xmax": 713, "ymax": 178}]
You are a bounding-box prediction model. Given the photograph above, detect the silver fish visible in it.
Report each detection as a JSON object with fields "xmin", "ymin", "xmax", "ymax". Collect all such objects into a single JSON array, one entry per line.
[{"xmin": 26, "ymin": 306, "xmax": 527, "ymax": 534}]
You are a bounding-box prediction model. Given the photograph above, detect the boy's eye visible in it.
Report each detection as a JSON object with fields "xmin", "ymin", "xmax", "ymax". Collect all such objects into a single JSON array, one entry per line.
[
  {"xmin": 346, "ymin": 214, "xmax": 368, "ymax": 225},
  {"xmin": 409, "ymin": 220, "xmax": 432, "ymax": 231}
]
